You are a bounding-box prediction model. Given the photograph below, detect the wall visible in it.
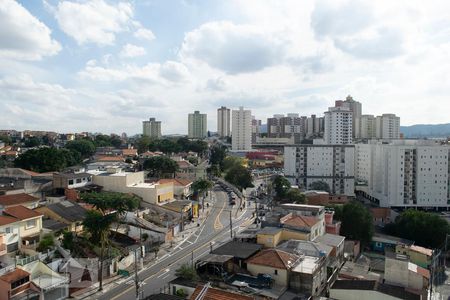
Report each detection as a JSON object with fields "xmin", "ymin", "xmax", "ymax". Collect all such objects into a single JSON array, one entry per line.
[
  {"xmin": 257, "ymin": 231, "xmax": 282, "ymax": 248},
  {"xmin": 330, "ymin": 289, "xmax": 402, "ymax": 300},
  {"xmin": 18, "ymin": 216, "xmax": 42, "ymax": 238},
  {"xmin": 247, "ymin": 263, "xmax": 288, "ymax": 287}
]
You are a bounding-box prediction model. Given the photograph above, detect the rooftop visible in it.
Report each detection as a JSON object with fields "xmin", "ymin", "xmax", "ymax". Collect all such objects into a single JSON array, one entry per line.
[
  {"xmin": 190, "ymin": 285, "xmax": 254, "ymax": 300},
  {"xmin": 0, "ymin": 268, "xmax": 30, "ymax": 283},
  {"xmin": 292, "ymin": 256, "xmax": 321, "ymax": 274},
  {"xmin": 372, "ymin": 233, "xmax": 413, "ymax": 246},
  {"xmin": 409, "ymin": 245, "xmax": 433, "ymax": 257},
  {"xmin": 157, "ymin": 178, "xmax": 192, "ymax": 186},
  {"xmin": 0, "ymin": 215, "xmax": 20, "ymax": 226},
  {"xmin": 45, "ymin": 200, "xmax": 87, "ymax": 222},
  {"xmin": 246, "ymin": 249, "xmax": 300, "ymax": 270},
  {"xmin": 332, "ymin": 280, "xmax": 421, "ymax": 300},
  {"xmin": 280, "ymin": 214, "xmax": 320, "ymax": 229},
  {"xmin": 212, "ymin": 241, "xmax": 262, "ymax": 259},
  {"xmin": 257, "ymin": 226, "xmax": 282, "ymax": 235},
  {"xmin": 315, "ymin": 233, "xmax": 345, "ymax": 247},
  {"xmin": 4, "ymin": 205, "xmax": 42, "ymax": 220},
  {"xmin": 277, "ymin": 239, "xmax": 332, "ymax": 258},
  {"xmin": 0, "ymin": 193, "xmax": 39, "ymax": 206}
]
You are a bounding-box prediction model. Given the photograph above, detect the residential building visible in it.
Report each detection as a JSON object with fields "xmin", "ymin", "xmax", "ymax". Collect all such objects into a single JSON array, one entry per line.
[
  {"xmin": 330, "ymin": 280, "xmax": 422, "ymax": 300},
  {"xmin": 190, "ymin": 285, "xmax": 254, "ymax": 300},
  {"xmin": 359, "ymin": 114, "xmax": 377, "ymax": 139},
  {"xmin": 343, "ymin": 95, "xmax": 362, "ymax": 139},
  {"xmin": 256, "ymin": 227, "xmax": 310, "ymax": 248},
  {"xmin": 280, "ymin": 213, "xmax": 324, "ymax": 241},
  {"xmin": 246, "ymin": 249, "xmax": 300, "ymax": 286},
  {"xmin": 157, "ymin": 179, "xmax": 192, "ymax": 199},
  {"xmin": 217, "ymin": 106, "xmax": 231, "ymax": 138},
  {"xmin": 324, "ymin": 101, "xmax": 353, "ymax": 144},
  {"xmin": 314, "ymin": 233, "xmax": 345, "ymax": 268},
  {"xmin": 284, "ymin": 144, "xmax": 355, "ymax": 196},
  {"xmin": 376, "ymin": 114, "xmax": 400, "ymax": 139},
  {"xmin": 290, "ymin": 254, "xmax": 327, "ymax": 296},
  {"xmin": 188, "ymin": 111, "xmax": 207, "ymax": 139},
  {"xmin": 395, "ymin": 244, "xmax": 432, "ymax": 269},
  {"xmin": 211, "ymin": 241, "xmax": 262, "ymax": 269},
  {"xmin": 0, "ymin": 215, "xmax": 20, "ymax": 252},
  {"xmin": 3, "ymin": 205, "xmax": 43, "ymax": 249},
  {"xmin": 355, "ymin": 140, "xmax": 450, "ymax": 208},
  {"xmin": 267, "ymin": 114, "xmax": 305, "ymax": 143},
  {"xmin": 251, "ymin": 117, "xmax": 261, "ymax": 144},
  {"xmin": 36, "ymin": 200, "xmax": 87, "ymax": 233},
  {"xmin": 232, "ymin": 106, "xmax": 252, "ymax": 151},
  {"xmin": 143, "ymin": 118, "xmax": 162, "ymax": 138},
  {"xmin": 53, "ymin": 172, "xmax": 93, "ymax": 192},
  {"xmin": 306, "ymin": 114, "xmax": 324, "ymax": 138},
  {"xmin": 384, "ymin": 252, "xmax": 430, "ymax": 292},
  {"xmin": 0, "ymin": 194, "xmax": 40, "ymax": 211},
  {"xmin": 90, "ymin": 168, "xmax": 174, "ymax": 204},
  {"xmin": 0, "ymin": 268, "xmax": 33, "ymax": 299}
]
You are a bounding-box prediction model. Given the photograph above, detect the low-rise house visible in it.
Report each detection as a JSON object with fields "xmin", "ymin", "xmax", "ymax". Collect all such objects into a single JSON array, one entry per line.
[
  {"xmin": 343, "ymin": 240, "xmax": 360, "ymax": 262},
  {"xmin": 338, "ymin": 258, "xmax": 381, "ymax": 282},
  {"xmin": 280, "ymin": 213, "xmax": 325, "ymax": 240},
  {"xmin": 371, "ymin": 233, "xmax": 413, "ymax": 253},
  {"xmin": 157, "ymin": 179, "xmax": 192, "ymax": 199},
  {"xmin": 0, "ymin": 193, "xmax": 40, "ymax": 212},
  {"xmin": 257, "ymin": 227, "xmax": 310, "ymax": 248},
  {"xmin": 395, "ymin": 244, "xmax": 432, "ymax": 269},
  {"xmin": 36, "ymin": 200, "xmax": 87, "ymax": 233},
  {"xmin": 0, "ymin": 215, "xmax": 20, "ymax": 252},
  {"xmin": 0, "ymin": 168, "xmax": 52, "ymax": 198},
  {"xmin": 371, "ymin": 207, "xmax": 398, "ymax": 227},
  {"xmin": 384, "ymin": 252, "xmax": 430, "ymax": 293},
  {"xmin": 91, "ymin": 169, "xmax": 174, "ymax": 205},
  {"xmin": 3, "ymin": 206, "xmax": 43, "ymax": 249},
  {"xmin": 246, "ymin": 249, "xmax": 300, "ymax": 287},
  {"xmin": 330, "ymin": 280, "xmax": 422, "ymax": 300},
  {"xmin": 19, "ymin": 260, "xmax": 69, "ymax": 300},
  {"xmin": 0, "ymin": 268, "xmax": 35, "ymax": 299},
  {"xmin": 121, "ymin": 148, "xmax": 137, "ymax": 158},
  {"xmin": 169, "ymin": 277, "xmax": 199, "ymax": 299},
  {"xmin": 211, "ymin": 241, "xmax": 262, "ymax": 269},
  {"xmin": 324, "ymin": 210, "xmax": 341, "ymax": 235},
  {"xmin": 190, "ymin": 285, "xmax": 255, "ymax": 300},
  {"xmin": 314, "ymin": 233, "xmax": 345, "ymax": 268},
  {"xmin": 175, "ymin": 159, "xmax": 206, "ymax": 181},
  {"xmin": 290, "ymin": 254, "xmax": 327, "ymax": 296},
  {"xmin": 304, "ymin": 191, "xmax": 348, "ymax": 206},
  {"xmin": 52, "ymin": 172, "xmax": 93, "ymax": 192}
]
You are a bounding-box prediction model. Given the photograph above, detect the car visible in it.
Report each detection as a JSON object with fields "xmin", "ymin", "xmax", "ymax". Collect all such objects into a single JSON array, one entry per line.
[{"xmin": 229, "ymin": 200, "xmax": 236, "ymax": 205}]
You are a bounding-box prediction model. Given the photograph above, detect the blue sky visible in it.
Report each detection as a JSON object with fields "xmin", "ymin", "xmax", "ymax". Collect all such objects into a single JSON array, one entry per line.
[{"xmin": 1, "ymin": 0, "xmax": 450, "ymax": 135}]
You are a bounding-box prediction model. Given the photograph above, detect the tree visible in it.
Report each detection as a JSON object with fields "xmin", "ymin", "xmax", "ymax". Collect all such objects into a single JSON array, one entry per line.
[
  {"xmin": 387, "ymin": 210, "xmax": 450, "ymax": 248},
  {"xmin": 37, "ymin": 234, "xmax": 54, "ymax": 252},
  {"xmin": 136, "ymin": 136, "xmax": 151, "ymax": 154},
  {"xmin": 62, "ymin": 231, "xmax": 74, "ymax": 250},
  {"xmin": 309, "ymin": 181, "xmax": 331, "ymax": 192},
  {"xmin": 192, "ymin": 179, "xmax": 213, "ymax": 208},
  {"xmin": 175, "ymin": 263, "xmax": 198, "ymax": 280},
  {"xmin": 340, "ymin": 201, "xmax": 374, "ymax": 245},
  {"xmin": 272, "ymin": 176, "xmax": 291, "ymax": 198},
  {"xmin": 207, "ymin": 164, "xmax": 221, "ymax": 178},
  {"xmin": 143, "ymin": 156, "xmax": 178, "ymax": 178},
  {"xmin": 225, "ymin": 165, "xmax": 254, "ymax": 191},
  {"xmin": 81, "ymin": 192, "xmax": 140, "ymax": 291},
  {"xmin": 285, "ymin": 189, "xmax": 306, "ymax": 204},
  {"xmin": 24, "ymin": 136, "xmax": 41, "ymax": 147},
  {"xmin": 65, "ymin": 139, "xmax": 96, "ymax": 158},
  {"xmin": 209, "ymin": 144, "xmax": 227, "ymax": 169},
  {"xmin": 0, "ymin": 135, "xmax": 12, "ymax": 145},
  {"xmin": 14, "ymin": 147, "xmax": 81, "ymax": 172},
  {"xmin": 222, "ymin": 156, "xmax": 244, "ymax": 172}
]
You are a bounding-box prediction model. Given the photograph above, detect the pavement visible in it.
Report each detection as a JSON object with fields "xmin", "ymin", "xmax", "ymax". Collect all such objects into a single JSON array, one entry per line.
[{"xmin": 76, "ymin": 184, "xmax": 253, "ymax": 300}]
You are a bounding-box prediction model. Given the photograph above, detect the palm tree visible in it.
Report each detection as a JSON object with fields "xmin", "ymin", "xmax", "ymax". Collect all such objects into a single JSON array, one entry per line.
[{"xmin": 191, "ymin": 179, "xmax": 213, "ymax": 211}]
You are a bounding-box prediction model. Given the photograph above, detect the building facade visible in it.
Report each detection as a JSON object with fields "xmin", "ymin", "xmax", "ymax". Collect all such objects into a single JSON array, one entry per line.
[
  {"xmin": 324, "ymin": 101, "xmax": 353, "ymax": 145},
  {"xmin": 306, "ymin": 115, "xmax": 324, "ymax": 138},
  {"xmin": 375, "ymin": 114, "xmax": 400, "ymax": 139},
  {"xmin": 217, "ymin": 106, "xmax": 230, "ymax": 138},
  {"xmin": 284, "ymin": 144, "xmax": 355, "ymax": 196},
  {"xmin": 188, "ymin": 111, "xmax": 207, "ymax": 139},
  {"xmin": 267, "ymin": 114, "xmax": 305, "ymax": 143},
  {"xmin": 232, "ymin": 107, "xmax": 252, "ymax": 151},
  {"xmin": 355, "ymin": 140, "xmax": 450, "ymax": 208},
  {"xmin": 343, "ymin": 96, "xmax": 362, "ymax": 139},
  {"xmin": 142, "ymin": 118, "xmax": 162, "ymax": 138}
]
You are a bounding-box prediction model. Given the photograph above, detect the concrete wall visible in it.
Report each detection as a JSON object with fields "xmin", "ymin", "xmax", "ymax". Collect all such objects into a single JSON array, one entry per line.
[
  {"xmin": 247, "ymin": 263, "xmax": 288, "ymax": 287},
  {"xmin": 330, "ymin": 289, "xmax": 402, "ymax": 300}
]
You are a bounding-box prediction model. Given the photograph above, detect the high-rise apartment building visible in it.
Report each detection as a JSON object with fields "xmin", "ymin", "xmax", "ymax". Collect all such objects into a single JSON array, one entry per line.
[
  {"xmin": 251, "ymin": 117, "xmax": 261, "ymax": 144},
  {"xmin": 267, "ymin": 113, "xmax": 305, "ymax": 143},
  {"xmin": 343, "ymin": 95, "xmax": 362, "ymax": 139},
  {"xmin": 188, "ymin": 111, "xmax": 207, "ymax": 139},
  {"xmin": 142, "ymin": 118, "xmax": 161, "ymax": 138},
  {"xmin": 306, "ymin": 114, "xmax": 324, "ymax": 138},
  {"xmin": 355, "ymin": 140, "xmax": 449, "ymax": 208},
  {"xmin": 376, "ymin": 114, "xmax": 400, "ymax": 139},
  {"xmin": 324, "ymin": 101, "xmax": 353, "ymax": 144},
  {"xmin": 359, "ymin": 115, "xmax": 376, "ymax": 139},
  {"xmin": 217, "ymin": 106, "xmax": 230, "ymax": 138},
  {"xmin": 284, "ymin": 144, "xmax": 355, "ymax": 196},
  {"xmin": 232, "ymin": 106, "xmax": 252, "ymax": 151}
]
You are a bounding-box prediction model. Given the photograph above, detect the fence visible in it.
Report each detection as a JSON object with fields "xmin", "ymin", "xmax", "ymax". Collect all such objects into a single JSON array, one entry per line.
[{"xmin": 16, "ymin": 249, "xmax": 56, "ymax": 266}]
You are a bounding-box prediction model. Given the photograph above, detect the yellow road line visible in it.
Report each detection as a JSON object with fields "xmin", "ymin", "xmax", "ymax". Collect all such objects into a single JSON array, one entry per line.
[{"xmin": 213, "ymin": 195, "xmax": 226, "ymax": 230}]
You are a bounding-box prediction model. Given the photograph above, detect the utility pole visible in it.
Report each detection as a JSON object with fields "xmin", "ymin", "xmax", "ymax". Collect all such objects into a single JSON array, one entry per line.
[
  {"xmin": 191, "ymin": 250, "xmax": 194, "ymax": 269},
  {"xmin": 134, "ymin": 248, "xmax": 140, "ymax": 300},
  {"xmin": 229, "ymin": 210, "xmax": 233, "ymax": 239}
]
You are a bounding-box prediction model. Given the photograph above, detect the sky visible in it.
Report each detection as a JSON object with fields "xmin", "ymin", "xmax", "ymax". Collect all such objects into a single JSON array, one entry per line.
[{"xmin": 1, "ymin": 0, "xmax": 450, "ymax": 135}]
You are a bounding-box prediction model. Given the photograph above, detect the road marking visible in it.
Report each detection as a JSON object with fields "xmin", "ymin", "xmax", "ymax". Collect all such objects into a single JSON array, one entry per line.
[
  {"xmin": 213, "ymin": 194, "xmax": 226, "ymax": 230},
  {"xmin": 157, "ymin": 268, "xmax": 170, "ymax": 278}
]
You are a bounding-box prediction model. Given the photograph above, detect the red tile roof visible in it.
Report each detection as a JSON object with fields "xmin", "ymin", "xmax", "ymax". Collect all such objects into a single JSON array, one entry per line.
[
  {"xmin": 190, "ymin": 285, "xmax": 254, "ymax": 300},
  {"xmin": 177, "ymin": 160, "xmax": 193, "ymax": 168},
  {"xmin": 410, "ymin": 245, "xmax": 433, "ymax": 257},
  {"xmin": 280, "ymin": 214, "xmax": 320, "ymax": 229},
  {"xmin": 96, "ymin": 156, "xmax": 124, "ymax": 162},
  {"xmin": 0, "ymin": 215, "xmax": 19, "ymax": 226},
  {"xmin": 4, "ymin": 205, "xmax": 42, "ymax": 220},
  {"xmin": 246, "ymin": 249, "xmax": 300, "ymax": 270},
  {"xmin": 0, "ymin": 193, "xmax": 38, "ymax": 206},
  {"xmin": 122, "ymin": 149, "xmax": 137, "ymax": 156},
  {"xmin": 0, "ymin": 268, "xmax": 30, "ymax": 283}
]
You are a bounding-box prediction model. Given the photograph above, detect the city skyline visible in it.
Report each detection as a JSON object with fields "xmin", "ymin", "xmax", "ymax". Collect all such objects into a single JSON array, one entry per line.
[{"xmin": 1, "ymin": 1, "xmax": 450, "ymax": 135}]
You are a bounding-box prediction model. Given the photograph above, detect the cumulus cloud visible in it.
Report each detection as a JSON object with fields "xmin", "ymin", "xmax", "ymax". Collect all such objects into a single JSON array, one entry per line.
[
  {"xmin": 159, "ymin": 61, "xmax": 190, "ymax": 82},
  {"xmin": 0, "ymin": 0, "xmax": 61, "ymax": 60},
  {"xmin": 180, "ymin": 21, "xmax": 287, "ymax": 74},
  {"xmin": 54, "ymin": 0, "xmax": 133, "ymax": 45},
  {"xmin": 134, "ymin": 28, "xmax": 155, "ymax": 41},
  {"xmin": 120, "ymin": 43, "xmax": 146, "ymax": 58}
]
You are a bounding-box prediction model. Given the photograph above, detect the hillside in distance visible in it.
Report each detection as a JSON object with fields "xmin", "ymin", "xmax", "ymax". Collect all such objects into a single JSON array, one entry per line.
[{"xmin": 401, "ymin": 123, "xmax": 450, "ymax": 138}]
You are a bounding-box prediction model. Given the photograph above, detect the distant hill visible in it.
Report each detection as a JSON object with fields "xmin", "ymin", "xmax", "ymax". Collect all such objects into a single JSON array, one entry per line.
[{"xmin": 401, "ymin": 123, "xmax": 450, "ymax": 138}]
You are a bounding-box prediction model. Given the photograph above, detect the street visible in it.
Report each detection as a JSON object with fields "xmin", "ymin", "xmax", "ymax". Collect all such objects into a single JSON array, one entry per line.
[{"xmin": 88, "ymin": 185, "xmax": 253, "ymax": 300}]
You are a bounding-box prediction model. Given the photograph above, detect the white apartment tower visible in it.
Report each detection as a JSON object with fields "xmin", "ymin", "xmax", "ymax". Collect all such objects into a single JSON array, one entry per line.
[
  {"xmin": 355, "ymin": 140, "xmax": 450, "ymax": 208},
  {"xmin": 359, "ymin": 115, "xmax": 376, "ymax": 139},
  {"xmin": 284, "ymin": 144, "xmax": 355, "ymax": 196},
  {"xmin": 376, "ymin": 114, "xmax": 400, "ymax": 139},
  {"xmin": 217, "ymin": 106, "xmax": 231, "ymax": 138},
  {"xmin": 143, "ymin": 118, "xmax": 162, "ymax": 138},
  {"xmin": 188, "ymin": 111, "xmax": 207, "ymax": 139},
  {"xmin": 306, "ymin": 114, "xmax": 324, "ymax": 138},
  {"xmin": 324, "ymin": 101, "xmax": 353, "ymax": 144},
  {"xmin": 232, "ymin": 106, "xmax": 252, "ymax": 151}
]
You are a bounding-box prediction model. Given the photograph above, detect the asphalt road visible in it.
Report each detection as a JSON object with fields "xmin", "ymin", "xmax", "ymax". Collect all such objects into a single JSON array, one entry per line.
[{"xmin": 93, "ymin": 186, "xmax": 253, "ymax": 300}]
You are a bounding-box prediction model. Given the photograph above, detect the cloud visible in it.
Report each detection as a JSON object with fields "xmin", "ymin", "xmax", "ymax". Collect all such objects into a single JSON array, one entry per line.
[
  {"xmin": 120, "ymin": 43, "xmax": 146, "ymax": 58},
  {"xmin": 134, "ymin": 28, "xmax": 155, "ymax": 41},
  {"xmin": 0, "ymin": 0, "xmax": 61, "ymax": 60},
  {"xmin": 180, "ymin": 21, "xmax": 287, "ymax": 74},
  {"xmin": 54, "ymin": 0, "xmax": 133, "ymax": 45},
  {"xmin": 159, "ymin": 61, "xmax": 190, "ymax": 82}
]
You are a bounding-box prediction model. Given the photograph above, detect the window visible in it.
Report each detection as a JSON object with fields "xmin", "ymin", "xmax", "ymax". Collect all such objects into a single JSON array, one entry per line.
[
  {"xmin": 274, "ymin": 269, "xmax": 278, "ymax": 275},
  {"xmin": 68, "ymin": 179, "xmax": 74, "ymax": 185},
  {"xmin": 26, "ymin": 219, "xmax": 36, "ymax": 229},
  {"xmin": 76, "ymin": 178, "xmax": 82, "ymax": 183},
  {"xmin": 11, "ymin": 276, "xmax": 29, "ymax": 289},
  {"xmin": 5, "ymin": 227, "xmax": 10, "ymax": 234}
]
